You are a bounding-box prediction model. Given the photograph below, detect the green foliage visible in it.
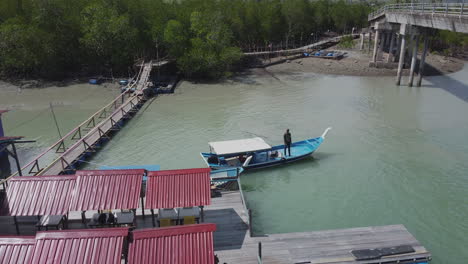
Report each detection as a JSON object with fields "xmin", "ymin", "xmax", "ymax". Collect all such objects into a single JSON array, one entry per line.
[
  {"xmin": 431, "ymin": 30, "xmax": 468, "ymax": 57},
  {"xmin": 80, "ymin": 2, "xmax": 137, "ymax": 69},
  {"xmin": 337, "ymin": 35, "xmax": 354, "ymax": 48},
  {"xmin": 0, "ymin": 18, "xmax": 50, "ymax": 75},
  {"xmin": 0, "ymin": 0, "xmax": 373, "ymax": 79}
]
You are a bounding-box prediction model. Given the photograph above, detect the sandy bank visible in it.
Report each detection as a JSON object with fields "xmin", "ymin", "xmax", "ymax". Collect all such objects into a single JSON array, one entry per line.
[{"xmin": 262, "ymin": 46, "xmax": 465, "ymax": 77}]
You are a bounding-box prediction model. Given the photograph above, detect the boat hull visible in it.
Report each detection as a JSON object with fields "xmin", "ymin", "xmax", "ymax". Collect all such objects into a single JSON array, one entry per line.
[{"xmin": 201, "ymin": 136, "xmax": 325, "ymax": 171}]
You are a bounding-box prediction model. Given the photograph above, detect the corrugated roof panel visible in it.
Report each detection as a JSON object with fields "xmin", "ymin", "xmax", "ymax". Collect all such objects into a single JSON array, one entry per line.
[
  {"xmin": 128, "ymin": 224, "xmax": 216, "ymax": 264},
  {"xmin": 69, "ymin": 169, "xmax": 144, "ymax": 211},
  {"xmin": 30, "ymin": 228, "xmax": 128, "ymax": 264},
  {"xmin": 6, "ymin": 175, "xmax": 76, "ymax": 216},
  {"xmin": 0, "ymin": 236, "xmax": 35, "ymax": 264},
  {"xmin": 145, "ymin": 168, "xmax": 211, "ymax": 209}
]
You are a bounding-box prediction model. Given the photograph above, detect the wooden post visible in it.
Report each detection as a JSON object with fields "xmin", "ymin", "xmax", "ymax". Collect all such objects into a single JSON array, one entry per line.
[
  {"xmin": 200, "ymin": 206, "xmax": 205, "ymax": 222},
  {"xmin": 258, "ymin": 242, "xmax": 262, "ymax": 261},
  {"xmin": 248, "ymin": 209, "xmax": 253, "ymax": 237},
  {"xmin": 14, "ymin": 216, "xmax": 19, "ymax": 234},
  {"xmin": 140, "ymin": 196, "xmax": 145, "ymax": 217},
  {"xmin": 408, "ymin": 34, "xmax": 420, "ymax": 87},
  {"xmin": 11, "ymin": 143, "xmax": 22, "ymax": 176},
  {"xmin": 151, "ymin": 209, "xmax": 156, "ymax": 227},
  {"xmin": 417, "ymin": 33, "xmax": 429, "ymax": 87}
]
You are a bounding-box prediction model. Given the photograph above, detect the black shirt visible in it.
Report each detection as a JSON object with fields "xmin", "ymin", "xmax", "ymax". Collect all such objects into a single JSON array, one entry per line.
[{"xmin": 284, "ymin": 132, "xmax": 292, "ymax": 145}]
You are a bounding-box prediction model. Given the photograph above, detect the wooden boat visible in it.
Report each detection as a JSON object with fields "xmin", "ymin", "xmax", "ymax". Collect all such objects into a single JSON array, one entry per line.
[
  {"xmin": 201, "ymin": 127, "xmax": 331, "ymax": 171},
  {"xmin": 210, "ymin": 167, "xmax": 243, "ymax": 181}
]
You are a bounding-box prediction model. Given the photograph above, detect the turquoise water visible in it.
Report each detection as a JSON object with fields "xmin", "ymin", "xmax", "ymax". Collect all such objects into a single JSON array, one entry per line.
[{"xmin": 2, "ymin": 65, "xmax": 467, "ymax": 263}]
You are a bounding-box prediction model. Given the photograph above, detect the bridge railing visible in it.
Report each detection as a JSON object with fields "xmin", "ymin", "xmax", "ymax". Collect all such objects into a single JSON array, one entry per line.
[
  {"xmin": 369, "ymin": 2, "xmax": 468, "ymax": 20},
  {"xmin": 0, "ymin": 65, "xmax": 144, "ymax": 185}
]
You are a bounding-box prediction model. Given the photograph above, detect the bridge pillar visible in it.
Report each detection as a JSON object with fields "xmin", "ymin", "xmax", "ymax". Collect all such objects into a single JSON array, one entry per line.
[
  {"xmin": 360, "ymin": 33, "xmax": 365, "ymax": 50},
  {"xmin": 368, "ymin": 31, "xmax": 372, "ymax": 53},
  {"xmin": 417, "ymin": 32, "xmax": 429, "ymax": 87},
  {"xmin": 394, "ymin": 34, "xmax": 402, "ymax": 63},
  {"xmin": 372, "ymin": 29, "xmax": 380, "ymax": 63},
  {"xmin": 377, "ymin": 32, "xmax": 385, "ymax": 61},
  {"xmin": 387, "ymin": 33, "xmax": 396, "ymax": 63},
  {"xmin": 407, "ymin": 31, "xmax": 420, "ymax": 87},
  {"xmin": 396, "ymin": 24, "xmax": 408, "ymax": 86}
]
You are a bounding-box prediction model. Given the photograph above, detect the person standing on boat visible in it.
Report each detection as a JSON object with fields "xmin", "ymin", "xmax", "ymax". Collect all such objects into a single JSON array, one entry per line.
[{"xmin": 284, "ymin": 129, "xmax": 292, "ymax": 156}]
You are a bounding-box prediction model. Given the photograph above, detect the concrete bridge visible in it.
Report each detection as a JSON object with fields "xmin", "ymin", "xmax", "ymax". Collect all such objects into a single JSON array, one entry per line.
[{"xmin": 367, "ymin": 2, "xmax": 468, "ymax": 86}]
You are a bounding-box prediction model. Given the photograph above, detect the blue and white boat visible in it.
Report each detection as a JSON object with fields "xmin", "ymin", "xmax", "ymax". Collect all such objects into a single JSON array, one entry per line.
[{"xmin": 201, "ymin": 127, "xmax": 331, "ymax": 171}]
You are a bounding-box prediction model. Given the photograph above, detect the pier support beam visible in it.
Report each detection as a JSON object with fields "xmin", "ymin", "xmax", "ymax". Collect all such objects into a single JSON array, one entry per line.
[
  {"xmin": 396, "ymin": 25, "xmax": 408, "ymax": 86},
  {"xmin": 387, "ymin": 33, "xmax": 395, "ymax": 63},
  {"xmin": 372, "ymin": 30, "xmax": 380, "ymax": 63},
  {"xmin": 417, "ymin": 32, "xmax": 429, "ymax": 87},
  {"xmin": 408, "ymin": 31, "xmax": 420, "ymax": 87}
]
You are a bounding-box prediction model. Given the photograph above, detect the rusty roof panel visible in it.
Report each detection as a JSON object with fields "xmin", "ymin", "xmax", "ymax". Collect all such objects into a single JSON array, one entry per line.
[
  {"xmin": 6, "ymin": 175, "xmax": 76, "ymax": 216},
  {"xmin": 30, "ymin": 228, "xmax": 128, "ymax": 264},
  {"xmin": 69, "ymin": 169, "xmax": 144, "ymax": 211},
  {"xmin": 128, "ymin": 224, "xmax": 216, "ymax": 264},
  {"xmin": 0, "ymin": 236, "xmax": 35, "ymax": 264},
  {"xmin": 145, "ymin": 168, "xmax": 211, "ymax": 209}
]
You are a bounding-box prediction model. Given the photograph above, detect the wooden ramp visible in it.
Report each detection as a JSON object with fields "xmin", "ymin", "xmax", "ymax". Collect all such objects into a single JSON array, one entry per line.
[{"xmin": 207, "ymin": 190, "xmax": 431, "ymax": 264}]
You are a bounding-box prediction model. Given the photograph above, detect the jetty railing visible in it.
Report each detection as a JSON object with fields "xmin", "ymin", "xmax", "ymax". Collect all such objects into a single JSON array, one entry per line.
[
  {"xmin": 36, "ymin": 92, "xmax": 146, "ymax": 176},
  {"xmin": 237, "ymin": 176, "xmax": 253, "ymax": 237},
  {"xmin": 243, "ymin": 34, "xmax": 359, "ymax": 57},
  {"xmin": 369, "ymin": 2, "xmax": 468, "ymax": 20},
  {"xmin": 0, "ymin": 64, "xmax": 147, "ymax": 186}
]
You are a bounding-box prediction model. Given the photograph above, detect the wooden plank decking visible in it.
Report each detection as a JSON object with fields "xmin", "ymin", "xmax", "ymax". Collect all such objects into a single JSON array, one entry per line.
[{"xmin": 207, "ymin": 190, "xmax": 431, "ymax": 264}]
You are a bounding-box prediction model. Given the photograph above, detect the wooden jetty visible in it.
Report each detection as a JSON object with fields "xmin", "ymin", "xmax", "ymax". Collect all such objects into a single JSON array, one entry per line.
[
  {"xmin": 243, "ymin": 34, "xmax": 359, "ymax": 57},
  {"xmin": 0, "ymin": 61, "xmax": 155, "ymax": 182},
  {"xmin": 0, "ymin": 186, "xmax": 431, "ymax": 264},
  {"xmin": 207, "ymin": 188, "xmax": 431, "ymax": 264}
]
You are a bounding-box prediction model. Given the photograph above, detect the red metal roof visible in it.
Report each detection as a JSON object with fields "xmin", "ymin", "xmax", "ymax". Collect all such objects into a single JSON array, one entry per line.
[
  {"xmin": 30, "ymin": 228, "xmax": 128, "ymax": 264},
  {"xmin": 145, "ymin": 168, "xmax": 211, "ymax": 209},
  {"xmin": 0, "ymin": 236, "xmax": 36, "ymax": 264},
  {"xmin": 69, "ymin": 169, "xmax": 144, "ymax": 211},
  {"xmin": 5, "ymin": 175, "xmax": 76, "ymax": 216},
  {"xmin": 128, "ymin": 224, "xmax": 216, "ymax": 264}
]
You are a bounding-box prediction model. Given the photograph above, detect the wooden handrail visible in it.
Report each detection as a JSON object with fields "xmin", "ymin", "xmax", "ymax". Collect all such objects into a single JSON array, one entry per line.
[{"xmin": 3, "ymin": 62, "xmax": 146, "ymax": 181}]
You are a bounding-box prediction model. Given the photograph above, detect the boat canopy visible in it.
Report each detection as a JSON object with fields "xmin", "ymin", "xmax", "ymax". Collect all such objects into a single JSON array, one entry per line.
[{"xmin": 209, "ymin": 137, "xmax": 271, "ymax": 155}]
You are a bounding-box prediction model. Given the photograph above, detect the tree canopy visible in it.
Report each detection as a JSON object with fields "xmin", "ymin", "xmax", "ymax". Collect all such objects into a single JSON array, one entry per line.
[{"xmin": 0, "ymin": 0, "xmax": 372, "ymax": 79}]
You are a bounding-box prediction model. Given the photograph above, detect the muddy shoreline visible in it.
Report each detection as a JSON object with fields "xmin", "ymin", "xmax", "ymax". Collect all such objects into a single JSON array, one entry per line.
[{"xmin": 257, "ymin": 46, "xmax": 465, "ymax": 77}]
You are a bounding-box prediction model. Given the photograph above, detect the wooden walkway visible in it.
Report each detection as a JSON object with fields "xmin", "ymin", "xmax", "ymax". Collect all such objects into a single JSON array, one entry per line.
[
  {"xmin": 0, "ymin": 62, "xmax": 154, "ymax": 181},
  {"xmin": 243, "ymin": 34, "xmax": 359, "ymax": 57},
  {"xmin": 207, "ymin": 190, "xmax": 431, "ymax": 264}
]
